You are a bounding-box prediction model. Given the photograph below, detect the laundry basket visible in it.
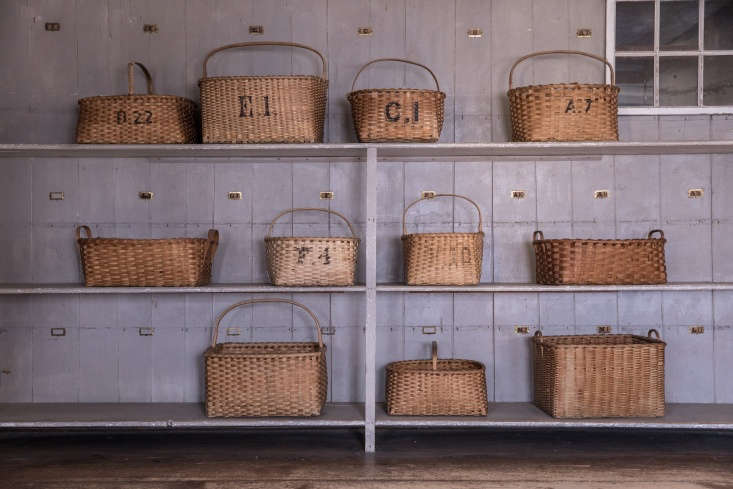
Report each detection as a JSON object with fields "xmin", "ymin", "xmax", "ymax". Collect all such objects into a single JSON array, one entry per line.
[
  {"xmin": 402, "ymin": 194, "xmax": 484, "ymax": 285},
  {"xmin": 385, "ymin": 341, "xmax": 488, "ymax": 416},
  {"xmin": 265, "ymin": 208, "xmax": 360, "ymax": 286},
  {"xmin": 76, "ymin": 62, "xmax": 197, "ymax": 144},
  {"xmin": 347, "ymin": 58, "xmax": 445, "ymax": 142},
  {"xmin": 199, "ymin": 41, "xmax": 328, "ymax": 143},
  {"xmin": 507, "ymin": 50, "xmax": 620, "ymax": 142},
  {"xmin": 205, "ymin": 298, "xmax": 328, "ymax": 417},
  {"xmin": 533, "ymin": 330, "xmax": 666, "ymax": 418}
]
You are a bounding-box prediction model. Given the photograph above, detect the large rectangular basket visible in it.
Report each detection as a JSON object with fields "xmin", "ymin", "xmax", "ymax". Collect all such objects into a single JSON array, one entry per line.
[
  {"xmin": 265, "ymin": 208, "xmax": 360, "ymax": 286},
  {"xmin": 533, "ymin": 230, "xmax": 667, "ymax": 285},
  {"xmin": 386, "ymin": 341, "xmax": 488, "ymax": 416},
  {"xmin": 507, "ymin": 50, "xmax": 619, "ymax": 142},
  {"xmin": 402, "ymin": 194, "xmax": 484, "ymax": 285},
  {"xmin": 76, "ymin": 226, "xmax": 218, "ymax": 287},
  {"xmin": 199, "ymin": 41, "xmax": 327, "ymax": 143},
  {"xmin": 347, "ymin": 58, "xmax": 445, "ymax": 142},
  {"xmin": 205, "ymin": 298, "xmax": 327, "ymax": 417},
  {"xmin": 532, "ymin": 330, "xmax": 666, "ymax": 418},
  {"xmin": 77, "ymin": 62, "xmax": 198, "ymax": 144}
]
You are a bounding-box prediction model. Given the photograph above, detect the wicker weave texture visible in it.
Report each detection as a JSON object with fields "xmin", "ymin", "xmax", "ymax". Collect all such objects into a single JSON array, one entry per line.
[
  {"xmin": 533, "ymin": 230, "xmax": 667, "ymax": 285},
  {"xmin": 532, "ymin": 330, "xmax": 666, "ymax": 418},
  {"xmin": 385, "ymin": 341, "xmax": 488, "ymax": 416},
  {"xmin": 76, "ymin": 226, "xmax": 218, "ymax": 287},
  {"xmin": 76, "ymin": 62, "xmax": 198, "ymax": 144},
  {"xmin": 347, "ymin": 58, "xmax": 445, "ymax": 142},
  {"xmin": 402, "ymin": 194, "xmax": 484, "ymax": 285},
  {"xmin": 199, "ymin": 42, "xmax": 327, "ymax": 143},
  {"xmin": 205, "ymin": 298, "xmax": 327, "ymax": 417},
  {"xmin": 265, "ymin": 208, "xmax": 359, "ymax": 286},
  {"xmin": 507, "ymin": 50, "xmax": 619, "ymax": 142}
]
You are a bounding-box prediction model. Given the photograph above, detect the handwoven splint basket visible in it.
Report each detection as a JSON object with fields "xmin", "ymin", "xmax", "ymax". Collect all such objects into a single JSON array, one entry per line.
[
  {"xmin": 533, "ymin": 230, "xmax": 667, "ymax": 285},
  {"xmin": 386, "ymin": 341, "xmax": 488, "ymax": 416},
  {"xmin": 507, "ymin": 50, "xmax": 619, "ymax": 142},
  {"xmin": 205, "ymin": 298, "xmax": 328, "ymax": 417},
  {"xmin": 533, "ymin": 330, "xmax": 666, "ymax": 418},
  {"xmin": 77, "ymin": 62, "xmax": 197, "ymax": 144},
  {"xmin": 76, "ymin": 226, "xmax": 218, "ymax": 287}
]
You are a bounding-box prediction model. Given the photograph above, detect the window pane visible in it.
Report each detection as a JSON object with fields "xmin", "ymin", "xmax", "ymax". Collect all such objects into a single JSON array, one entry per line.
[
  {"xmin": 660, "ymin": 56, "xmax": 698, "ymax": 106},
  {"xmin": 616, "ymin": 2, "xmax": 655, "ymax": 51},
  {"xmin": 704, "ymin": 0, "xmax": 733, "ymax": 50},
  {"xmin": 616, "ymin": 57, "xmax": 655, "ymax": 106},
  {"xmin": 660, "ymin": 1, "xmax": 699, "ymax": 51},
  {"xmin": 703, "ymin": 55, "xmax": 733, "ymax": 105}
]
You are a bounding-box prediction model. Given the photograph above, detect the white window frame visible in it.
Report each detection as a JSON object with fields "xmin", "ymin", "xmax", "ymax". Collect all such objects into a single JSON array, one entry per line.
[{"xmin": 606, "ymin": 0, "xmax": 733, "ymax": 115}]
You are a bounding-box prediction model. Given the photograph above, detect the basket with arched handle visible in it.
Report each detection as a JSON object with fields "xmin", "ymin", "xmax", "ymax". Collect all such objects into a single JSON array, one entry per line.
[
  {"xmin": 199, "ymin": 41, "xmax": 328, "ymax": 143},
  {"xmin": 532, "ymin": 229, "xmax": 667, "ymax": 285},
  {"xmin": 506, "ymin": 50, "xmax": 620, "ymax": 142},
  {"xmin": 77, "ymin": 61, "xmax": 198, "ymax": 143},
  {"xmin": 264, "ymin": 208, "xmax": 360, "ymax": 286},
  {"xmin": 347, "ymin": 58, "xmax": 446, "ymax": 142},
  {"xmin": 401, "ymin": 194, "xmax": 484, "ymax": 285},
  {"xmin": 385, "ymin": 341, "xmax": 488, "ymax": 416},
  {"xmin": 204, "ymin": 298, "xmax": 328, "ymax": 417},
  {"xmin": 532, "ymin": 329, "xmax": 666, "ymax": 418},
  {"xmin": 75, "ymin": 225, "xmax": 219, "ymax": 287}
]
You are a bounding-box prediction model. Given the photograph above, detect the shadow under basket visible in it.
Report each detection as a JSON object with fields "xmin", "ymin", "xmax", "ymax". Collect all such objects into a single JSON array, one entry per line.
[{"xmin": 532, "ymin": 330, "xmax": 666, "ymax": 418}]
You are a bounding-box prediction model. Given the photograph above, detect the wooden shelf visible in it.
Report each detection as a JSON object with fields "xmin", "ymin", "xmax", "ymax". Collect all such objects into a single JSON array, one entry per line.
[
  {"xmin": 0, "ymin": 284, "xmax": 366, "ymax": 294},
  {"xmin": 377, "ymin": 283, "xmax": 733, "ymax": 293}
]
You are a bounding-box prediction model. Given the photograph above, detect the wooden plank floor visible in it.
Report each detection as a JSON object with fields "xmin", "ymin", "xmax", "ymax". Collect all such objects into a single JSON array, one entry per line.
[{"xmin": 1, "ymin": 429, "xmax": 732, "ymax": 489}]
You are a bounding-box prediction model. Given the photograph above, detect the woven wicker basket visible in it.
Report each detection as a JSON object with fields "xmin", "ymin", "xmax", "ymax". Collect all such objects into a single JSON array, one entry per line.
[
  {"xmin": 265, "ymin": 208, "xmax": 360, "ymax": 286},
  {"xmin": 76, "ymin": 62, "xmax": 197, "ymax": 144},
  {"xmin": 533, "ymin": 230, "xmax": 667, "ymax": 285},
  {"xmin": 76, "ymin": 226, "xmax": 218, "ymax": 287},
  {"xmin": 507, "ymin": 50, "xmax": 620, "ymax": 142},
  {"xmin": 402, "ymin": 194, "xmax": 484, "ymax": 285},
  {"xmin": 386, "ymin": 341, "xmax": 488, "ymax": 416},
  {"xmin": 199, "ymin": 41, "xmax": 328, "ymax": 143},
  {"xmin": 205, "ymin": 298, "xmax": 328, "ymax": 417},
  {"xmin": 347, "ymin": 58, "xmax": 446, "ymax": 142},
  {"xmin": 533, "ymin": 330, "xmax": 666, "ymax": 418}
]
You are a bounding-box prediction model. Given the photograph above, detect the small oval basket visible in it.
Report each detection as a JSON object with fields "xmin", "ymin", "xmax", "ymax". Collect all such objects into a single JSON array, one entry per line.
[
  {"xmin": 76, "ymin": 226, "xmax": 219, "ymax": 287},
  {"xmin": 205, "ymin": 298, "xmax": 328, "ymax": 417},
  {"xmin": 199, "ymin": 41, "xmax": 328, "ymax": 143},
  {"xmin": 265, "ymin": 208, "xmax": 360, "ymax": 286},
  {"xmin": 386, "ymin": 341, "xmax": 488, "ymax": 416},
  {"xmin": 533, "ymin": 230, "xmax": 667, "ymax": 285},
  {"xmin": 76, "ymin": 62, "xmax": 198, "ymax": 144},
  {"xmin": 402, "ymin": 194, "xmax": 484, "ymax": 285},
  {"xmin": 347, "ymin": 58, "xmax": 446, "ymax": 142},
  {"xmin": 507, "ymin": 50, "xmax": 620, "ymax": 142},
  {"xmin": 533, "ymin": 330, "xmax": 666, "ymax": 418}
]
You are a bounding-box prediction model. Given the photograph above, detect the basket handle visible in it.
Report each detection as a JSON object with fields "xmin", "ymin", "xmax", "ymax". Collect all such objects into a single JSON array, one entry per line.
[
  {"xmin": 431, "ymin": 341, "xmax": 438, "ymax": 371},
  {"xmin": 266, "ymin": 208, "xmax": 356, "ymax": 238},
  {"xmin": 648, "ymin": 328, "xmax": 661, "ymax": 339},
  {"xmin": 533, "ymin": 230, "xmax": 544, "ymax": 241},
  {"xmin": 350, "ymin": 58, "xmax": 440, "ymax": 92},
  {"xmin": 211, "ymin": 298, "xmax": 323, "ymax": 349},
  {"xmin": 204, "ymin": 229, "xmax": 220, "ymax": 269},
  {"xmin": 402, "ymin": 194, "xmax": 482, "ymax": 235},
  {"xmin": 202, "ymin": 41, "xmax": 328, "ymax": 80},
  {"xmin": 75, "ymin": 225, "xmax": 92, "ymax": 240},
  {"xmin": 127, "ymin": 62, "xmax": 154, "ymax": 95},
  {"xmin": 648, "ymin": 229, "xmax": 664, "ymax": 239},
  {"xmin": 508, "ymin": 50, "xmax": 615, "ymax": 90}
]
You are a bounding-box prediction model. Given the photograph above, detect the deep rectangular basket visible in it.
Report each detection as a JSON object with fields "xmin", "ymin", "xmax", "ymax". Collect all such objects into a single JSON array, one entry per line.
[
  {"xmin": 199, "ymin": 41, "xmax": 327, "ymax": 144},
  {"xmin": 76, "ymin": 226, "xmax": 218, "ymax": 287},
  {"xmin": 205, "ymin": 299, "xmax": 327, "ymax": 417},
  {"xmin": 532, "ymin": 330, "xmax": 666, "ymax": 418},
  {"xmin": 402, "ymin": 194, "xmax": 484, "ymax": 285},
  {"xmin": 264, "ymin": 208, "xmax": 359, "ymax": 286},
  {"xmin": 385, "ymin": 341, "xmax": 488, "ymax": 416},
  {"xmin": 533, "ymin": 230, "xmax": 667, "ymax": 285}
]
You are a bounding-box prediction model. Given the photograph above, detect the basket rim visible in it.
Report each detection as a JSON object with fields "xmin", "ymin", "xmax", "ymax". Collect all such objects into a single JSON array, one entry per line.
[
  {"xmin": 79, "ymin": 94, "xmax": 197, "ymax": 104},
  {"xmin": 402, "ymin": 231, "xmax": 484, "ymax": 239},
  {"xmin": 533, "ymin": 237, "xmax": 665, "ymax": 244},
  {"xmin": 533, "ymin": 334, "xmax": 666, "ymax": 346},
  {"xmin": 199, "ymin": 75, "xmax": 327, "ymax": 83},
  {"xmin": 205, "ymin": 342, "xmax": 326, "ymax": 359},
  {"xmin": 78, "ymin": 236, "xmax": 209, "ymax": 243},
  {"xmin": 264, "ymin": 236, "xmax": 360, "ymax": 242},
  {"xmin": 386, "ymin": 358, "xmax": 485, "ymax": 373},
  {"xmin": 347, "ymin": 88, "xmax": 446, "ymax": 97},
  {"xmin": 508, "ymin": 82, "xmax": 620, "ymax": 93}
]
